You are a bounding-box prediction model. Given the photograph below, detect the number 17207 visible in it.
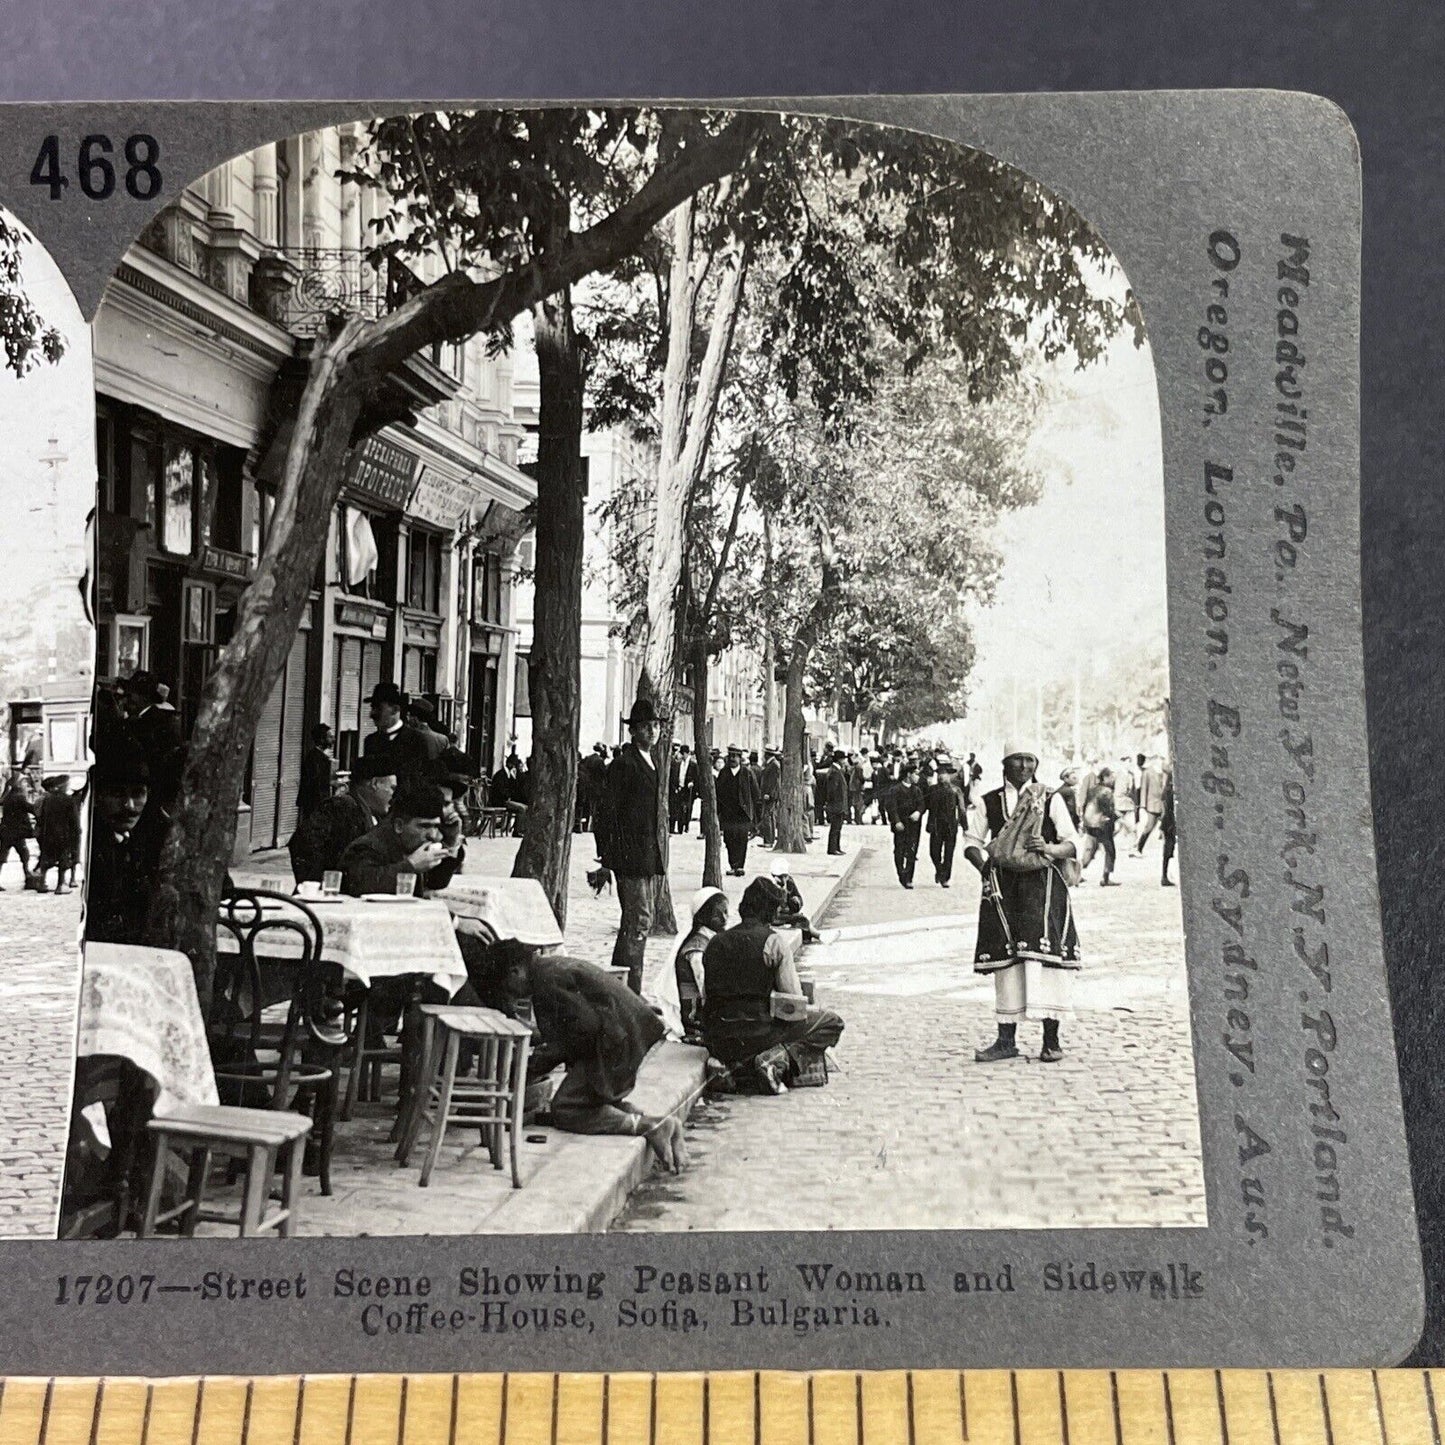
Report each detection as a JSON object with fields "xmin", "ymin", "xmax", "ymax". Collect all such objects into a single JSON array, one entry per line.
[{"xmin": 56, "ymin": 1274, "xmax": 156, "ymax": 1305}]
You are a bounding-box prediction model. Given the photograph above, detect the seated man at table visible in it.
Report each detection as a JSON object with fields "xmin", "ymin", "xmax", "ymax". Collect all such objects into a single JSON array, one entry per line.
[
  {"xmin": 339, "ymin": 777, "xmax": 464, "ymax": 898},
  {"xmin": 288, "ymin": 753, "xmax": 397, "ymax": 884},
  {"xmin": 702, "ymin": 877, "xmax": 845, "ymax": 1094},
  {"xmin": 464, "ymin": 940, "xmax": 688, "ymax": 1174}
]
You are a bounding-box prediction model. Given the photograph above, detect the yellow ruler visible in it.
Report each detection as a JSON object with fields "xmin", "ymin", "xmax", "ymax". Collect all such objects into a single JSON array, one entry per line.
[{"xmin": 0, "ymin": 1370, "xmax": 1440, "ymax": 1445}]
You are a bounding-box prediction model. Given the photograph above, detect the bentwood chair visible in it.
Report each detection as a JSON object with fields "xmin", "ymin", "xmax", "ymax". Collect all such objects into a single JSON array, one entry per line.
[{"xmin": 211, "ymin": 887, "xmax": 345, "ymax": 1194}]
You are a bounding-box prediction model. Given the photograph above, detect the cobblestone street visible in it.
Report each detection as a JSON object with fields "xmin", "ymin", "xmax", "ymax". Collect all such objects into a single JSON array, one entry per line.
[
  {"xmin": 617, "ymin": 820, "xmax": 1206, "ymax": 1232},
  {"xmin": 0, "ymin": 856, "xmax": 82, "ymax": 1238}
]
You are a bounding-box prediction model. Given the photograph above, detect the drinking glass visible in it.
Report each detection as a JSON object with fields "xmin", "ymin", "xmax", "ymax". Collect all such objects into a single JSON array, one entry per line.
[
  {"xmin": 395, "ymin": 872, "xmax": 417, "ymax": 898},
  {"xmin": 322, "ymin": 869, "xmax": 343, "ymax": 897}
]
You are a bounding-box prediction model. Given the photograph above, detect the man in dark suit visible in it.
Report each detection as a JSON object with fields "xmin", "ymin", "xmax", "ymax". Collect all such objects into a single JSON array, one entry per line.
[
  {"xmin": 404, "ymin": 697, "xmax": 449, "ymax": 769},
  {"xmin": 886, "ymin": 761, "xmax": 925, "ymax": 889},
  {"xmin": 714, "ymin": 743, "xmax": 759, "ymax": 876},
  {"xmin": 667, "ymin": 743, "xmax": 685, "ymax": 834},
  {"xmin": 596, "ymin": 698, "xmax": 668, "ymax": 991},
  {"xmin": 361, "ymin": 681, "xmax": 431, "ymax": 784},
  {"xmin": 296, "ymin": 723, "xmax": 335, "ymax": 821},
  {"xmin": 758, "ymin": 748, "xmax": 782, "ymax": 846},
  {"xmin": 923, "ymin": 761, "xmax": 965, "ymax": 887},
  {"xmin": 577, "ymin": 742, "xmax": 608, "ymax": 833},
  {"xmin": 85, "ymin": 746, "xmax": 165, "ymax": 944},
  {"xmin": 289, "ymin": 752, "xmax": 397, "ymax": 883},
  {"xmin": 822, "ymin": 754, "xmax": 850, "ymax": 855},
  {"xmin": 676, "ymin": 745, "xmax": 698, "ymax": 834},
  {"xmin": 122, "ymin": 671, "xmax": 185, "ymax": 817}
]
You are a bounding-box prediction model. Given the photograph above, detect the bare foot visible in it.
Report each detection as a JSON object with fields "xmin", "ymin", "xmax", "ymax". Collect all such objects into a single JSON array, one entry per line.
[{"xmin": 643, "ymin": 1115, "xmax": 688, "ymax": 1173}]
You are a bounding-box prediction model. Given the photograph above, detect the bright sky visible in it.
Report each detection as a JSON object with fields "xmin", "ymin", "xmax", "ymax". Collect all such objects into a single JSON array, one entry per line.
[
  {"xmin": 0, "ymin": 223, "xmax": 94, "ymax": 622},
  {"xmin": 931, "ymin": 324, "xmax": 1166, "ymax": 752}
]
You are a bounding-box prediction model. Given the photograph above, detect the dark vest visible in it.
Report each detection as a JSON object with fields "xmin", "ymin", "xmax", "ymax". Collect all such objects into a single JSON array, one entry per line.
[
  {"xmin": 982, "ymin": 786, "xmax": 1061, "ymax": 843},
  {"xmin": 702, "ymin": 921, "xmax": 776, "ymax": 1011}
]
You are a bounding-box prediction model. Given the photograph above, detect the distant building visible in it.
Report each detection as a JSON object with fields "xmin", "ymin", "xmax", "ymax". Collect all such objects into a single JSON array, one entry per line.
[{"xmin": 90, "ymin": 124, "xmax": 537, "ymax": 850}]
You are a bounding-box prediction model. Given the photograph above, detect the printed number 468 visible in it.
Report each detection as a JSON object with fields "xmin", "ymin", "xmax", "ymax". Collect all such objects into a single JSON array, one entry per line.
[{"xmin": 30, "ymin": 134, "xmax": 162, "ymax": 201}]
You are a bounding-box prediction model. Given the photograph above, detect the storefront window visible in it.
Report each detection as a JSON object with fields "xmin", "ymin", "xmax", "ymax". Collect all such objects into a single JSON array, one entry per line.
[
  {"xmin": 407, "ymin": 528, "xmax": 443, "ymax": 613},
  {"xmin": 472, "ymin": 549, "xmax": 503, "ymax": 624},
  {"xmin": 403, "ymin": 645, "xmax": 438, "ymax": 697},
  {"xmin": 116, "ymin": 619, "xmax": 147, "ymax": 677},
  {"xmin": 131, "ymin": 429, "xmax": 159, "ymax": 531},
  {"xmin": 162, "ymin": 439, "xmax": 196, "ymax": 556},
  {"xmin": 210, "ymin": 450, "xmax": 245, "ymax": 553}
]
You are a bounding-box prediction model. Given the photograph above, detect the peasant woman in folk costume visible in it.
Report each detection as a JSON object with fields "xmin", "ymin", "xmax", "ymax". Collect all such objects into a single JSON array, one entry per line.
[{"xmin": 963, "ymin": 742, "xmax": 1082, "ymax": 1064}]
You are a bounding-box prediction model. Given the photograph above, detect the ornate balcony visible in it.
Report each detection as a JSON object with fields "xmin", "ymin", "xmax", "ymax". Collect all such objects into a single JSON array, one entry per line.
[{"xmin": 256, "ymin": 249, "xmax": 427, "ymax": 337}]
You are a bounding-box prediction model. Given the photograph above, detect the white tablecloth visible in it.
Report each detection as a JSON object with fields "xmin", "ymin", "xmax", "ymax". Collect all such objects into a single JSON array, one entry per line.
[
  {"xmin": 77, "ymin": 944, "xmax": 220, "ymax": 1112},
  {"xmin": 432, "ymin": 874, "xmax": 564, "ymax": 946},
  {"xmin": 216, "ymin": 895, "xmax": 467, "ymax": 997}
]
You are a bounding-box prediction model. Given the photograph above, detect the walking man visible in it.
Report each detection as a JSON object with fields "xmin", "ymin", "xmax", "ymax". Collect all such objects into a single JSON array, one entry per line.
[
  {"xmin": 822, "ymin": 753, "xmax": 849, "ymax": 855},
  {"xmin": 1135, "ymin": 754, "xmax": 1168, "ymax": 854},
  {"xmin": 715, "ymin": 743, "xmax": 759, "ymax": 876},
  {"xmin": 886, "ymin": 760, "xmax": 925, "ymax": 889},
  {"xmin": 595, "ymin": 698, "xmax": 667, "ymax": 994},
  {"xmin": 923, "ymin": 761, "xmax": 964, "ymax": 887},
  {"xmin": 964, "ymin": 743, "xmax": 1081, "ymax": 1064}
]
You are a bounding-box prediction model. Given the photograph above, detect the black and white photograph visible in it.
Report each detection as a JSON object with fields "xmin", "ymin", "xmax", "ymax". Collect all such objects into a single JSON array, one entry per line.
[
  {"xmin": 52, "ymin": 106, "xmax": 1208, "ymax": 1241},
  {"xmin": 0, "ymin": 204, "xmax": 93, "ymax": 1239}
]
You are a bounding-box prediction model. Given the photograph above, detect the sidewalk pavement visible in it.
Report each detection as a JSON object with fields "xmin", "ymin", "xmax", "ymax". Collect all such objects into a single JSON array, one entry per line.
[
  {"xmin": 225, "ymin": 828, "xmax": 861, "ymax": 1235},
  {"xmin": 0, "ymin": 857, "xmax": 82, "ymax": 1238}
]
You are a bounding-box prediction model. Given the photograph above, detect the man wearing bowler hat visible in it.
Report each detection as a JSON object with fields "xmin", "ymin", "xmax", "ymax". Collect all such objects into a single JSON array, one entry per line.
[
  {"xmin": 595, "ymin": 697, "xmax": 667, "ymax": 992},
  {"xmin": 362, "ymin": 680, "xmax": 431, "ymax": 784}
]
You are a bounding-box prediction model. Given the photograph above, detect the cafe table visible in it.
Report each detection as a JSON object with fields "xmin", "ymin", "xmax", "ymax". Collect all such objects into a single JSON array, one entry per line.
[
  {"xmin": 220, "ymin": 880, "xmax": 468, "ymax": 997},
  {"xmin": 76, "ymin": 943, "xmax": 220, "ymax": 1112},
  {"xmin": 431, "ymin": 873, "xmax": 565, "ymax": 947}
]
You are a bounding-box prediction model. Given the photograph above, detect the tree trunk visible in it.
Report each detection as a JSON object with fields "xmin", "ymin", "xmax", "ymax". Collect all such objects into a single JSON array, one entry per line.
[
  {"xmin": 145, "ymin": 317, "xmax": 373, "ymax": 1014},
  {"xmin": 775, "ymin": 643, "xmax": 813, "ymax": 855},
  {"xmin": 137, "ymin": 120, "xmax": 766, "ymax": 1008},
  {"xmin": 774, "ymin": 551, "xmax": 841, "ymax": 854},
  {"xmin": 690, "ymin": 633, "xmax": 724, "ymax": 889},
  {"xmin": 511, "ymin": 289, "xmax": 583, "ymax": 930},
  {"xmin": 639, "ymin": 202, "xmax": 750, "ymax": 935}
]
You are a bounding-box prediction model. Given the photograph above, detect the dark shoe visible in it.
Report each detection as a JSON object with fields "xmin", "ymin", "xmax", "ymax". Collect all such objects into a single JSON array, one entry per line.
[
  {"xmin": 974, "ymin": 1039, "xmax": 1020, "ymax": 1063},
  {"xmin": 940, "ymin": 880, "xmax": 951, "ymax": 888},
  {"xmin": 1039, "ymin": 1045, "xmax": 1064, "ymax": 1063},
  {"xmin": 32, "ymin": 880, "xmax": 50, "ymax": 894},
  {"xmin": 901, "ymin": 881, "xmax": 913, "ymax": 890},
  {"xmin": 55, "ymin": 884, "xmax": 71, "ymax": 896},
  {"xmin": 1161, "ymin": 877, "xmax": 1175, "ymax": 887},
  {"xmin": 1100, "ymin": 878, "xmax": 1119, "ymax": 887}
]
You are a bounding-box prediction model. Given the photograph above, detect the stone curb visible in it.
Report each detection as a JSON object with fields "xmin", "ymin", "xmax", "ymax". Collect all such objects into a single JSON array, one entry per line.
[
  {"xmin": 478, "ymin": 1041, "xmax": 710, "ymax": 1235},
  {"xmin": 806, "ymin": 844, "xmax": 866, "ymax": 930}
]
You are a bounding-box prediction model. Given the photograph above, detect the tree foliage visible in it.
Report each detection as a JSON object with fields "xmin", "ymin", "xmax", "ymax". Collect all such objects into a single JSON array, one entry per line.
[{"xmin": 0, "ymin": 216, "xmax": 64, "ymax": 376}]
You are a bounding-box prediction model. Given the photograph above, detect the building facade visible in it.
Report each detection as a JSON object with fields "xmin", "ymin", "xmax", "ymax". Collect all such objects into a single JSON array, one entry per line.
[{"xmin": 91, "ymin": 123, "xmax": 536, "ymax": 851}]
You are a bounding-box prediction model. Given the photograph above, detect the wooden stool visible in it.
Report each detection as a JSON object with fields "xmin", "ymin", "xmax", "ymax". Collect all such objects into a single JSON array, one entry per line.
[
  {"xmin": 140, "ymin": 1104, "xmax": 311, "ymax": 1238},
  {"xmin": 341, "ymin": 992, "xmax": 404, "ymax": 1122},
  {"xmin": 395, "ymin": 1006, "xmax": 532, "ymax": 1189}
]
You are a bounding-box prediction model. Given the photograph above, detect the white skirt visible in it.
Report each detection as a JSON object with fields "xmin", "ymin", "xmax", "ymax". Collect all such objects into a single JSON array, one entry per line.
[{"xmin": 992, "ymin": 958, "xmax": 1076, "ymax": 1023}]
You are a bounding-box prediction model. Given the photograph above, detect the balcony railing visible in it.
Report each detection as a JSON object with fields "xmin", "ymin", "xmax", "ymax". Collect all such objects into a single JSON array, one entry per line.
[{"xmin": 262, "ymin": 249, "xmax": 427, "ymax": 337}]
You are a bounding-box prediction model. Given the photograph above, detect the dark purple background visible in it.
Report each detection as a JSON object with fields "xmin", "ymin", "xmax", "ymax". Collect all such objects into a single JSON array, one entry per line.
[{"xmin": 2, "ymin": 0, "xmax": 1440, "ymax": 1360}]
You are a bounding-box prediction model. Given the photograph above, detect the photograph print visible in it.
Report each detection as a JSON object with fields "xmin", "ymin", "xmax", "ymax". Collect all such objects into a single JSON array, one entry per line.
[{"xmin": 58, "ymin": 104, "xmax": 1204, "ymax": 1241}]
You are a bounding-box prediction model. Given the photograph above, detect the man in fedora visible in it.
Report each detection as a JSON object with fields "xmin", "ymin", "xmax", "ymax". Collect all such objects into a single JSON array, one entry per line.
[
  {"xmin": 362, "ymin": 680, "xmax": 430, "ymax": 784},
  {"xmin": 715, "ymin": 743, "xmax": 759, "ymax": 876},
  {"xmin": 595, "ymin": 697, "xmax": 667, "ymax": 992}
]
